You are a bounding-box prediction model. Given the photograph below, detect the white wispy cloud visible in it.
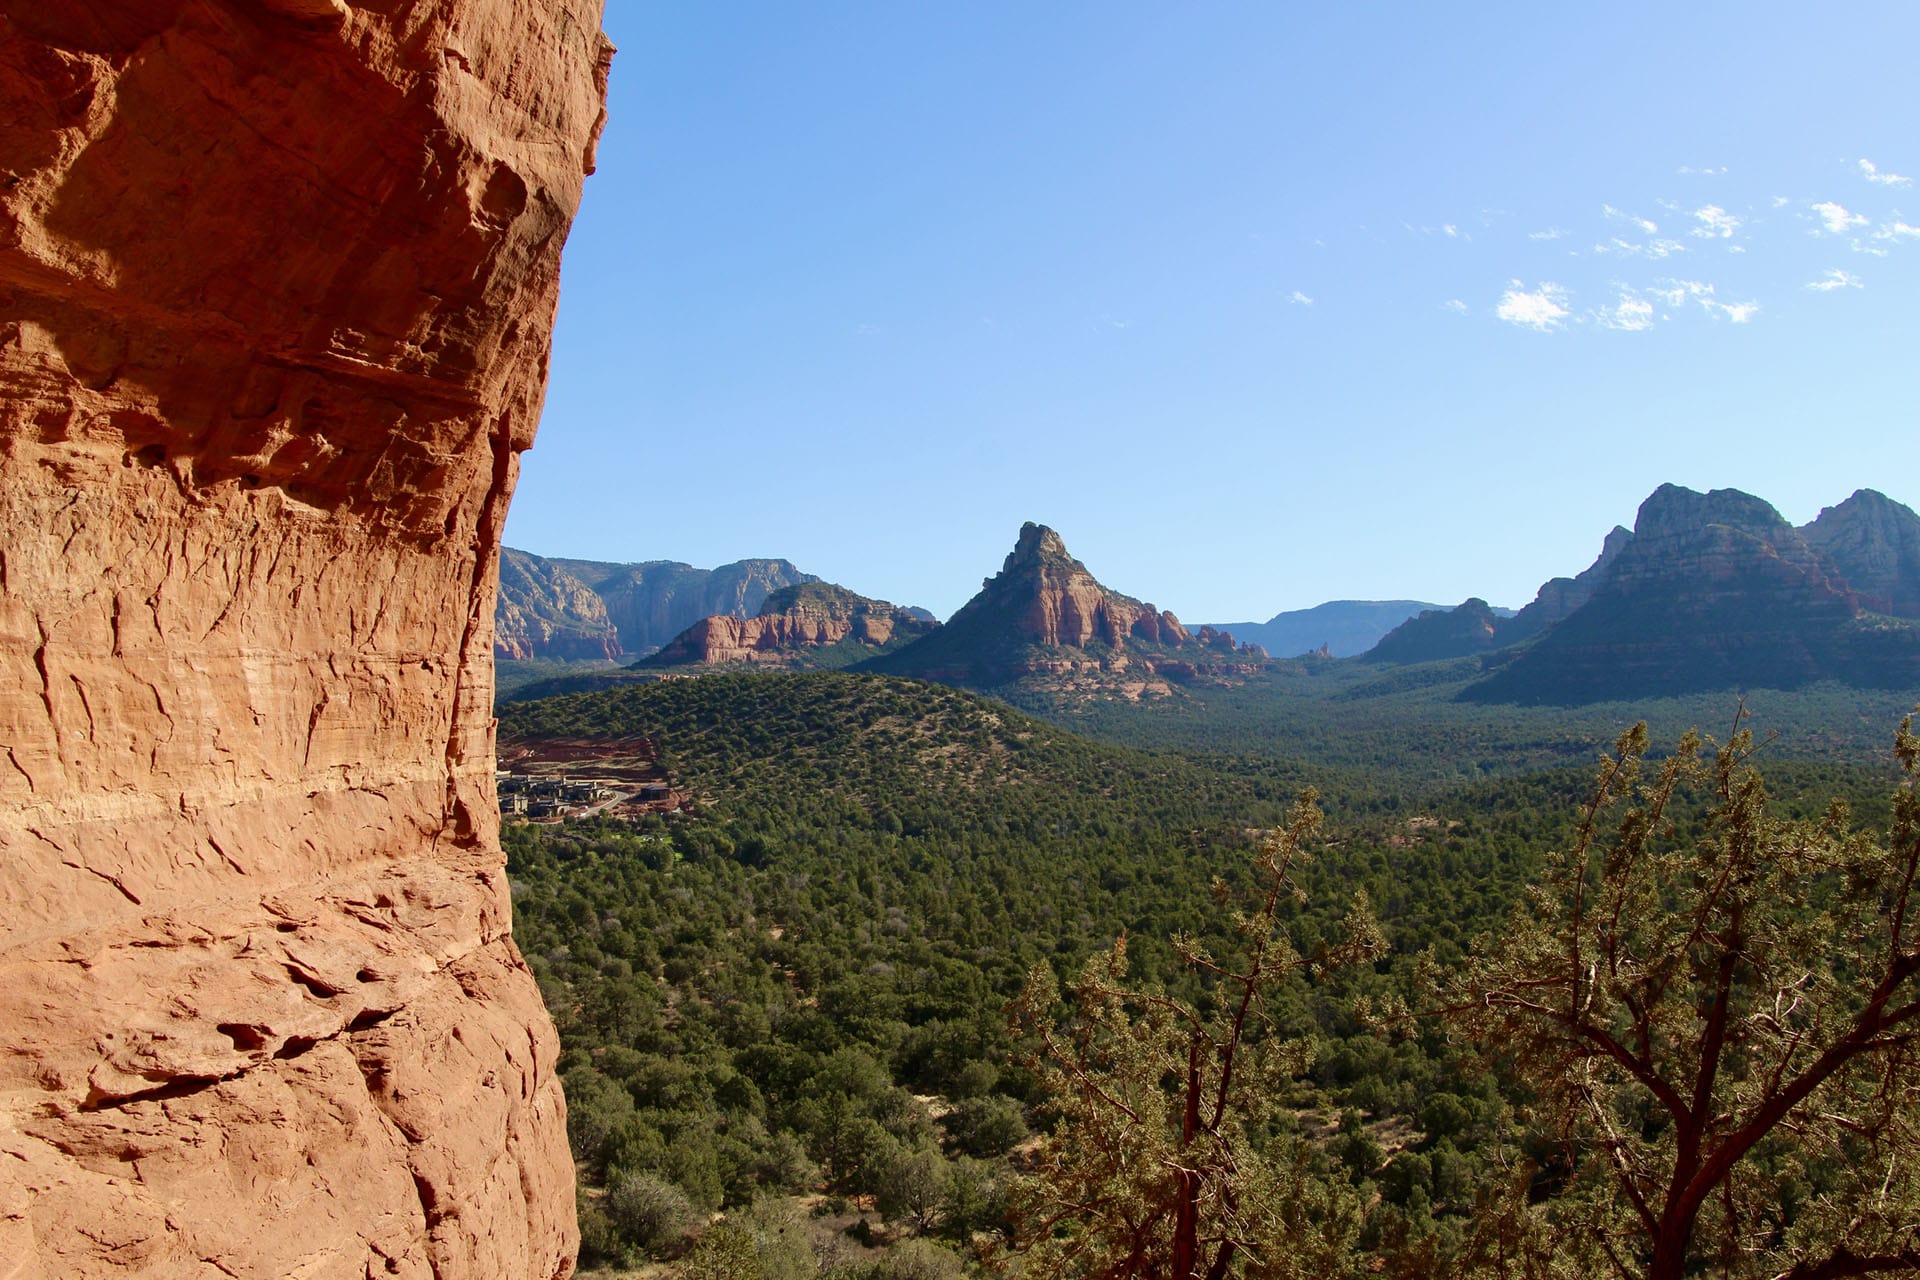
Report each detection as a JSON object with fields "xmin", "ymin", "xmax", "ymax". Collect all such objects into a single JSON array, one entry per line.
[
  {"xmin": 1594, "ymin": 290, "xmax": 1656, "ymax": 331},
  {"xmin": 1594, "ymin": 236, "xmax": 1686, "ymax": 260},
  {"xmin": 1806, "ymin": 269, "xmax": 1862, "ymax": 291},
  {"xmin": 1603, "ymin": 204, "xmax": 1659, "ymax": 234},
  {"xmin": 1442, "ymin": 299, "xmax": 1469, "ymax": 315},
  {"xmin": 1860, "ymin": 158, "xmax": 1913, "ymax": 187},
  {"xmin": 1528, "ymin": 227, "xmax": 1568, "ymax": 241},
  {"xmin": 1771, "ymin": 195, "xmax": 1791, "ymax": 208},
  {"xmin": 1678, "ymin": 165, "xmax": 1728, "ymax": 176},
  {"xmin": 1875, "ymin": 220, "xmax": 1920, "ymax": 242},
  {"xmin": 1288, "ymin": 290, "xmax": 1314, "ymax": 306},
  {"xmin": 1640, "ymin": 278, "xmax": 1758, "ymax": 323},
  {"xmin": 1690, "ymin": 205, "xmax": 1741, "ymax": 239},
  {"xmin": 1813, "ymin": 200, "xmax": 1869, "ymax": 234},
  {"xmin": 1443, "ymin": 223, "xmax": 1461, "ymax": 238},
  {"xmin": 1648, "ymin": 279, "xmax": 1712, "ymax": 308},
  {"xmin": 1496, "ymin": 281, "xmax": 1570, "ymax": 331}
]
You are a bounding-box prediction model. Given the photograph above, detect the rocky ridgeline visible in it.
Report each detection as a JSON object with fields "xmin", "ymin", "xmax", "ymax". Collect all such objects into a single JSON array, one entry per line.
[
  {"xmin": 1408, "ymin": 485, "xmax": 1920, "ymax": 702},
  {"xmin": 1356, "ymin": 485, "xmax": 1920, "ymax": 700},
  {"xmin": 1804, "ymin": 488, "xmax": 1920, "ymax": 620},
  {"xmin": 1501, "ymin": 523, "xmax": 1634, "ymax": 641},
  {"xmin": 495, "ymin": 550, "xmax": 815, "ymax": 660},
  {"xmin": 635, "ymin": 524, "xmax": 1267, "ymax": 698},
  {"xmin": 497, "ymin": 547, "xmax": 625, "ymax": 660},
  {"xmin": 642, "ymin": 582, "xmax": 938, "ymax": 668}
]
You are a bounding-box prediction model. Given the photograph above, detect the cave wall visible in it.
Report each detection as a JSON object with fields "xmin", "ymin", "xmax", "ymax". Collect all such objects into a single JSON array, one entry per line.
[{"xmin": 0, "ymin": 1, "xmax": 610, "ymax": 1274}]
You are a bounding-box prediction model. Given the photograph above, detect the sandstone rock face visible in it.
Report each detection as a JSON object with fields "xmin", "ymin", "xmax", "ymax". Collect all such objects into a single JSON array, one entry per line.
[
  {"xmin": 1599, "ymin": 485, "xmax": 1850, "ymax": 608},
  {"xmin": 1471, "ymin": 485, "xmax": 1919, "ymax": 703},
  {"xmin": 644, "ymin": 582, "xmax": 938, "ymax": 669},
  {"xmin": 0, "ymin": 2, "xmax": 609, "ymax": 1276},
  {"xmin": 497, "ymin": 549, "xmax": 818, "ymax": 658},
  {"xmin": 497, "ymin": 547, "xmax": 623, "ymax": 660},
  {"xmin": 1804, "ymin": 488, "xmax": 1920, "ymax": 620},
  {"xmin": 873, "ymin": 523, "xmax": 1267, "ymax": 689}
]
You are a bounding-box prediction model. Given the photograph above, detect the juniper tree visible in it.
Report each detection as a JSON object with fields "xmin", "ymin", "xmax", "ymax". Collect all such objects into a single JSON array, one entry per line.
[
  {"xmin": 1008, "ymin": 791, "xmax": 1383, "ymax": 1280},
  {"xmin": 1429, "ymin": 712, "xmax": 1920, "ymax": 1280}
]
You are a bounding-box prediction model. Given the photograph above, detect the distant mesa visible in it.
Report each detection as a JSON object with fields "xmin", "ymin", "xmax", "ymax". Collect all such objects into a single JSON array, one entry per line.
[
  {"xmin": 867, "ymin": 522, "xmax": 1269, "ymax": 697},
  {"xmin": 1213, "ymin": 600, "xmax": 1449, "ymax": 658},
  {"xmin": 640, "ymin": 581, "xmax": 939, "ymax": 670},
  {"xmin": 495, "ymin": 549, "xmax": 816, "ymax": 661}
]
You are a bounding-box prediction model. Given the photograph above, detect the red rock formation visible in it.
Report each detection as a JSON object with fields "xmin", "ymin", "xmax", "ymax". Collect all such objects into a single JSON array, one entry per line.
[
  {"xmin": 1804, "ymin": 488, "xmax": 1920, "ymax": 619},
  {"xmin": 0, "ymin": 2, "xmax": 609, "ymax": 1275},
  {"xmin": 644, "ymin": 582, "xmax": 938, "ymax": 667},
  {"xmin": 495, "ymin": 550, "xmax": 819, "ymax": 658},
  {"xmin": 872, "ymin": 523, "xmax": 1267, "ymax": 691},
  {"xmin": 1470, "ymin": 485, "xmax": 1920, "ymax": 703},
  {"xmin": 658, "ymin": 611, "xmax": 856, "ymax": 664}
]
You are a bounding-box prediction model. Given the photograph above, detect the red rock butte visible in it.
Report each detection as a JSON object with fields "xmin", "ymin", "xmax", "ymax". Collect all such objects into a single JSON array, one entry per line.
[{"xmin": 0, "ymin": 2, "xmax": 610, "ymax": 1275}]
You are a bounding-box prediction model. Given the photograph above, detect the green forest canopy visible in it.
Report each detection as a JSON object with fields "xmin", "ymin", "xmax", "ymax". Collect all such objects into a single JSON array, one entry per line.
[{"xmin": 499, "ymin": 672, "xmax": 1914, "ymax": 1277}]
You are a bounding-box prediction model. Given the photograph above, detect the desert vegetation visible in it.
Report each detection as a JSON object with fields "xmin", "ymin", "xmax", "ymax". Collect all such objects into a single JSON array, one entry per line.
[{"xmin": 501, "ymin": 674, "xmax": 1917, "ymax": 1278}]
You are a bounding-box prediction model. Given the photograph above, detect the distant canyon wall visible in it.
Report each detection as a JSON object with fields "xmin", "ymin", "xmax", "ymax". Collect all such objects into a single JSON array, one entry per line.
[{"xmin": 0, "ymin": 1, "xmax": 608, "ymax": 1275}]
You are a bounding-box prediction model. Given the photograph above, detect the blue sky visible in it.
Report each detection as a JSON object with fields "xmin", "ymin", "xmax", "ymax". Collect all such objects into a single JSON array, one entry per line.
[{"xmin": 505, "ymin": 2, "xmax": 1920, "ymax": 622}]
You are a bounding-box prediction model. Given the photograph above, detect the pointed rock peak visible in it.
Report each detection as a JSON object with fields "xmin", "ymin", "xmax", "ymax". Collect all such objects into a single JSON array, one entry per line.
[
  {"xmin": 1600, "ymin": 524, "xmax": 1634, "ymax": 557},
  {"xmin": 1007, "ymin": 521, "xmax": 1071, "ymax": 569}
]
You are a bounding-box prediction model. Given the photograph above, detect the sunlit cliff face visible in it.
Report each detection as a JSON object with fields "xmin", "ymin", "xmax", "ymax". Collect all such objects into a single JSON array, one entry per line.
[{"xmin": 0, "ymin": 2, "xmax": 609, "ymax": 1273}]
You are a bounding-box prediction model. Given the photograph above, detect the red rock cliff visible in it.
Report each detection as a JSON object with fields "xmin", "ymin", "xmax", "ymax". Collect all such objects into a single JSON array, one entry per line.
[{"xmin": 0, "ymin": 2, "xmax": 609, "ymax": 1275}]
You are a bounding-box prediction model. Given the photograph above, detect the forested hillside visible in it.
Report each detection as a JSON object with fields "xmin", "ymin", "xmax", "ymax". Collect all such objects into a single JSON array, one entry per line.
[{"xmin": 500, "ymin": 673, "xmax": 1908, "ymax": 1276}]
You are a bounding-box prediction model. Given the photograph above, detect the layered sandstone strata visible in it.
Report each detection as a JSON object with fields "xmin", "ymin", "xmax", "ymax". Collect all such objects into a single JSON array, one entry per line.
[
  {"xmin": 872, "ymin": 523, "xmax": 1268, "ymax": 687},
  {"xmin": 1804, "ymin": 488, "xmax": 1920, "ymax": 620},
  {"xmin": 1470, "ymin": 484, "xmax": 1920, "ymax": 703},
  {"xmin": 0, "ymin": 1, "xmax": 609, "ymax": 1275},
  {"xmin": 643, "ymin": 582, "xmax": 939, "ymax": 668},
  {"xmin": 497, "ymin": 548, "xmax": 624, "ymax": 661}
]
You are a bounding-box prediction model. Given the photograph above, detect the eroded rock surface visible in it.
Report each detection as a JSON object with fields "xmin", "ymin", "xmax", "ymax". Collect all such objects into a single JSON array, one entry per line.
[
  {"xmin": 1470, "ymin": 484, "xmax": 1920, "ymax": 703},
  {"xmin": 1804, "ymin": 488, "xmax": 1920, "ymax": 620},
  {"xmin": 0, "ymin": 1, "xmax": 610, "ymax": 1274},
  {"xmin": 871, "ymin": 522, "xmax": 1268, "ymax": 689},
  {"xmin": 643, "ymin": 582, "xmax": 939, "ymax": 668},
  {"xmin": 497, "ymin": 547, "xmax": 624, "ymax": 660}
]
